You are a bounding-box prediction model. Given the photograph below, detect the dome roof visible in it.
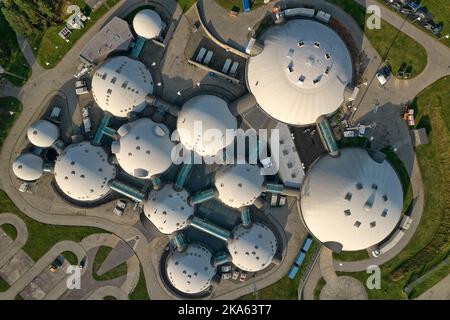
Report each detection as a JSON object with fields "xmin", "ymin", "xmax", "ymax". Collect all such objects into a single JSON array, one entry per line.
[
  {"xmin": 177, "ymin": 95, "xmax": 237, "ymax": 157},
  {"xmin": 132, "ymin": 9, "xmax": 163, "ymax": 40},
  {"xmin": 54, "ymin": 142, "xmax": 116, "ymax": 201},
  {"xmin": 144, "ymin": 184, "xmax": 193, "ymax": 234},
  {"xmin": 91, "ymin": 56, "xmax": 153, "ymax": 118},
  {"xmin": 166, "ymin": 243, "xmax": 215, "ymax": 294},
  {"xmin": 112, "ymin": 118, "xmax": 174, "ymax": 179},
  {"xmin": 229, "ymin": 223, "xmax": 277, "ymax": 272},
  {"xmin": 12, "ymin": 153, "xmax": 44, "ymax": 181},
  {"xmin": 27, "ymin": 120, "xmax": 60, "ymax": 148},
  {"xmin": 247, "ymin": 19, "xmax": 353, "ymax": 126},
  {"xmin": 300, "ymin": 148, "xmax": 403, "ymax": 251},
  {"xmin": 214, "ymin": 163, "xmax": 264, "ymax": 208}
]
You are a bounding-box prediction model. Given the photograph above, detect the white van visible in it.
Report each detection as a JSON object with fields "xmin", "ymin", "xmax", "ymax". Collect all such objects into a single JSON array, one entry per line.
[{"xmin": 376, "ymin": 72, "xmax": 388, "ymax": 86}]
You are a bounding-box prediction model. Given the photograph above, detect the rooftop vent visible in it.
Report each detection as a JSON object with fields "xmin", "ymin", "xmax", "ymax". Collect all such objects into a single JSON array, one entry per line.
[
  {"xmin": 325, "ymin": 53, "xmax": 331, "ymax": 60},
  {"xmin": 381, "ymin": 208, "xmax": 388, "ymax": 217},
  {"xmin": 314, "ymin": 41, "xmax": 320, "ymax": 48},
  {"xmin": 297, "ymin": 75, "xmax": 305, "ymax": 86},
  {"xmin": 370, "ymin": 221, "xmax": 376, "ymax": 228},
  {"xmin": 344, "ymin": 209, "xmax": 351, "ymax": 216},
  {"xmin": 354, "ymin": 221, "xmax": 361, "ymax": 228},
  {"xmin": 356, "ymin": 182, "xmax": 363, "ymax": 190},
  {"xmin": 298, "ymin": 41, "xmax": 304, "ymax": 47},
  {"xmin": 345, "ymin": 192, "xmax": 352, "ymax": 201}
]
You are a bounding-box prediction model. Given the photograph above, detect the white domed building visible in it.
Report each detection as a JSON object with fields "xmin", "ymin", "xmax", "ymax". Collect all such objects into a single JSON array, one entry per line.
[
  {"xmin": 12, "ymin": 153, "xmax": 44, "ymax": 181},
  {"xmin": 54, "ymin": 142, "xmax": 117, "ymax": 202},
  {"xmin": 228, "ymin": 223, "xmax": 278, "ymax": 272},
  {"xmin": 144, "ymin": 183, "xmax": 193, "ymax": 234},
  {"xmin": 300, "ymin": 148, "xmax": 404, "ymax": 252},
  {"xmin": 166, "ymin": 243, "xmax": 216, "ymax": 295},
  {"xmin": 27, "ymin": 120, "xmax": 60, "ymax": 148},
  {"xmin": 247, "ymin": 19, "xmax": 353, "ymax": 126},
  {"xmin": 111, "ymin": 118, "xmax": 175, "ymax": 179},
  {"xmin": 91, "ymin": 56, "xmax": 153, "ymax": 118},
  {"xmin": 177, "ymin": 95, "xmax": 237, "ymax": 157},
  {"xmin": 214, "ymin": 163, "xmax": 264, "ymax": 208},
  {"xmin": 132, "ymin": 9, "xmax": 164, "ymax": 40}
]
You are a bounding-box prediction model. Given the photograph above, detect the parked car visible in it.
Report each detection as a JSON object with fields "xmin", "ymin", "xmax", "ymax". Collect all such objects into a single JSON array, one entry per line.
[
  {"xmin": 75, "ymin": 80, "xmax": 87, "ymax": 89},
  {"xmin": 19, "ymin": 182, "xmax": 30, "ymax": 193},
  {"xmin": 221, "ymin": 273, "xmax": 231, "ymax": 280},
  {"xmin": 239, "ymin": 271, "xmax": 247, "ymax": 282},
  {"xmin": 76, "ymin": 86, "xmax": 89, "ymax": 95},
  {"xmin": 114, "ymin": 200, "xmax": 127, "ymax": 216},
  {"xmin": 232, "ymin": 270, "xmax": 239, "ymax": 280},
  {"xmin": 221, "ymin": 265, "xmax": 232, "ymax": 273},
  {"xmin": 49, "ymin": 106, "xmax": 62, "ymax": 121},
  {"xmin": 376, "ymin": 72, "xmax": 388, "ymax": 86},
  {"xmin": 49, "ymin": 255, "xmax": 65, "ymax": 272}
]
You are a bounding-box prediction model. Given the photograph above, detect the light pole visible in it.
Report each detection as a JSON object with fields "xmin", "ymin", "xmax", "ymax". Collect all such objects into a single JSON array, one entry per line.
[
  {"xmin": 438, "ymin": 34, "xmax": 450, "ymax": 41},
  {"xmin": 0, "ymin": 65, "xmax": 24, "ymax": 80}
]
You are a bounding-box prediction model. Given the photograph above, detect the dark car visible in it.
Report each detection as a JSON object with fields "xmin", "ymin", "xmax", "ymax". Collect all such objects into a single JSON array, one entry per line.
[{"xmin": 49, "ymin": 255, "xmax": 65, "ymax": 272}]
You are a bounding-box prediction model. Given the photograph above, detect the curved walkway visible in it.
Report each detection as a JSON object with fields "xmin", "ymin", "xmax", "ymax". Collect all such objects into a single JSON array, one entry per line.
[
  {"xmin": 0, "ymin": 213, "xmax": 28, "ymax": 268},
  {"xmin": 86, "ymin": 285, "xmax": 129, "ymax": 300}
]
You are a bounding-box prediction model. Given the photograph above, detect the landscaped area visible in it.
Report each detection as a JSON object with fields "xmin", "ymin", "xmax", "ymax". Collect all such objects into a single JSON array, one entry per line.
[
  {"xmin": 336, "ymin": 76, "xmax": 450, "ymax": 299},
  {"xmin": 0, "ymin": 97, "xmax": 22, "ymax": 148},
  {"xmin": 35, "ymin": 0, "xmax": 119, "ymax": 69},
  {"xmin": 327, "ymin": 0, "xmax": 428, "ymax": 78},
  {"xmin": 0, "ymin": 190, "xmax": 106, "ymax": 262},
  {"xmin": 0, "ymin": 12, "xmax": 30, "ymax": 86},
  {"xmin": 129, "ymin": 268, "xmax": 150, "ymax": 300},
  {"xmin": 178, "ymin": 0, "xmax": 197, "ymax": 12},
  {"xmin": 241, "ymin": 240, "xmax": 319, "ymax": 300},
  {"xmin": 92, "ymin": 246, "xmax": 128, "ymax": 281}
]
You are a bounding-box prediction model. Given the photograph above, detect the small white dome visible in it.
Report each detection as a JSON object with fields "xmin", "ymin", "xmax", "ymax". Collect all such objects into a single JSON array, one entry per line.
[
  {"xmin": 113, "ymin": 118, "xmax": 175, "ymax": 179},
  {"xmin": 27, "ymin": 120, "xmax": 60, "ymax": 148},
  {"xmin": 54, "ymin": 142, "xmax": 116, "ymax": 201},
  {"xmin": 166, "ymin": 243, "xmax": 215, "ymax": 294},
  {"xmin": 144, "ymin": 184, "xmax": 193, "ymax": 234},
  {"xmin": 12, "ymin": 153, "xmax": 44, "ymax": 181},
  {"xmin": 91, "ymin": 56, "xmax": 153, "ymax": 118},
  {"xmin": 229, "ymin": 223, "xmax": 278, "ymax": 272},
  {"xmin": 214, "ymin": 163, "xmax": 264, "ymax": 208},
  {"xmin": 301, "ymin": 148, "xmax": 404, "ymax": 251},
  {"xmin": 133, "ymin": 9, "xmax": 163, "ymax": 40},
  {"xmin": 177, "ymin": 95, "xmax": 237, "ymax": 157}
]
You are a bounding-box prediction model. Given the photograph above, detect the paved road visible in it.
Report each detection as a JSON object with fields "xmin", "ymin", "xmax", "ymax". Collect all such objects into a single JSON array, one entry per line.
[
  {"xmin": 16, "ymin": 35, "xmax": 46, "ymax": 78},
  {"xmin": 87, "ymin": 285, "xmax": 129, "ymax": 300}
]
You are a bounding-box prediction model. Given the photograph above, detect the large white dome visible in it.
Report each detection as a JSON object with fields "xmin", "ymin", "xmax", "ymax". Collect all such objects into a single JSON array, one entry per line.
[
  {"xmin": 300, "ymin": 148, "xmax": 404, "ymax": 251},
  {"xmin": 112, "ymin": 118, "xmax": 174, "ymax": 179},
  {"xmin": 27, "ymin": 120, "xmax": 60, "ymax": 148},
  {"xmin": 144, "ymin": 184, "xmax": 193, "ymax": 234},
  {"xmin": 228, "ymin": 223, "xmax": 277, "ymax": 272},
  {"xmin": 247, "ymin": 19, "xmax": 353, "ymax": 126},
  {"xmin": 91, "ymin": 56, "xmax": 153, "ymax": 118},
  {"xmin": 132, "ymin": 9, "xmax": 163, "ymax": 40},
  {"xmin": 12, "ymin": 153, "xmax": 44, "ymax": 181},
  {"xmin": 177, "ymin": 95, "xmax": 237, "ymax": 157},
  {"xmin": 214, "ymin": 163, "xmax": 264, "ymax": 208},
  {"xmin": 54, "ymin": 142, "xmax": 116, "ymax": 201},
  {"xmin": 166, "ymin": 244, "xmax": 215, "ymax": 294}
]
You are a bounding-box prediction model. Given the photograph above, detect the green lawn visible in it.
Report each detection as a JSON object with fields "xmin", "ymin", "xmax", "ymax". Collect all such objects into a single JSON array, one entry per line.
[
  {"xmin": 333, "ymin": 250, "xmax": 369, "ymax": 262},
  {"xmin": 313, "ymin": 277, "xmax": 326, "ymax": 300},
  {"xmin": 0, "ymin": 190, "xmax": 106, "ymax": 262},
  {"xmin": 0, "ymin": 97, "xmax": 22, "ymax": 148},
  {"xmin": 129, "ymin": 268, "xmax": 150, "ymax": 300},
  {"xmin": 0, "ymin": 11, "xmax": 31, "ymax": 86},
  {"xmin": 0, "ymin": 276, "xmax": 10, "ymax": 292},
  {"xmin": 214, "ymin": 0, "xmax": 266, "ymax": 12},
  {"xmin": 178, "ymin": 0, "xmax": 197, "ymax": 12},
  {"xmin": 337, "ymin": 76, "xmax": 450, "ymax": 299},
  {"xmin": 327, "ymin": 0, "xmax": 428, "ymax": 78},
  {"xmin": 35, "ymin": 0, "xmax": 119, "ymax": 69},
  {"xmin": 92, "ymin": 246, "xmax": 128, "ymax": 281},
  {"xmin": 240, "ymin": 240, "xmax": 319, "ymax": 300},
  {"xmin": 1, "ymin": 223, "xmax": 18, "ymax": 241}
]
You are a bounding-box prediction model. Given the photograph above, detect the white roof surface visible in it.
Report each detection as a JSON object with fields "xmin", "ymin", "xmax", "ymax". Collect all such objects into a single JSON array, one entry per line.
[
  {"xmin": 27, "ymin": 120, "xmax": 60, "ymax": 148},
  {"xmin": 247, "ymin": 19, "xmax": 353, "ymax": 126},
  {"xmin": 144, "ymin": 183, "xmax": 193, "ymax": 234},
  {"xmin": 229, "ymin": 223, "xmax": 277, "ymax": 272},
  {"xmin": 91, "ymin": 56, "xmax": 153, "ymax": 118},
  {"xmin": 166, "ymin": 243, "xmax": 215, "ymax": 294},
  {"xmin": 214, "ymin": 163, "xmax": 264, "ymax": 208},
  {"xmin": 177, "ymin": 95, "xmax": 237, "ymax": 157},
  {"xmin": 112, "ymin": 118, "xmax": 175, "ymax": 179},
  {"xmin": 12, "ymin": 153, "xmax": 44, "ymax": 181},
  {"xmin": 54, "ymin": 142, "xmax": 117, "ymax": 201},
  {"xmin": 132, "ymin": 9, "xmax": 163, "ymax": 40},
  {"xmin": 300, "ymin": 148, "xmax": 404, "ymax": 251}
]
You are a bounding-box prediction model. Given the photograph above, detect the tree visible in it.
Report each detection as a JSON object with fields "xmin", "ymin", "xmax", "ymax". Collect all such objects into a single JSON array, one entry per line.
[{"xmin": 1, "ymin": 7, "xmax": 35, "ymax": 37}]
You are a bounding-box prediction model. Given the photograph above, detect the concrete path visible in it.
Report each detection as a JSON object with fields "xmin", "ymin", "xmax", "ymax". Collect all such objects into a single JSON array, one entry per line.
[
  {"xmin": 0, "ymin": 213, "xmax": 29, "ymax": 268},
  {"xmin": 16, "ymin": 35, "xmax": 45, "ymax": 77},
  {"xmin": 86, "ymin": 285, "xmax": 129, "ymax": 300},
  {"xmin": 416, "ymin": 273, "xmax": 450, "ymax": 300}
]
